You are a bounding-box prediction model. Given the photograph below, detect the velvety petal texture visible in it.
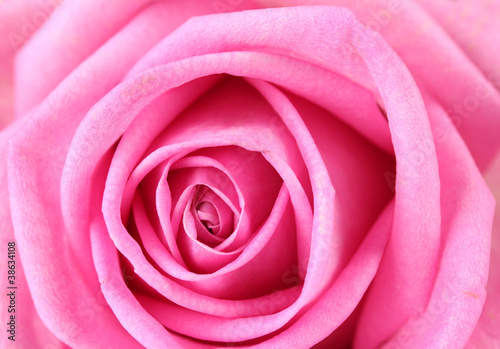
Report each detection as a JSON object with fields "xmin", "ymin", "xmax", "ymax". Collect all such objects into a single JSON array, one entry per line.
[
  {"xmin": 0, "ymin": 119, "xmax": 67, "ymax": 349},
  {"xmin": 0, "ymin": 0, "xmax": 60, "ymax": 128},
  {"xmin": 0, "ymin": 1, "xmax": 497, "ymax": 349},
  {"xmin": 467, "ymin": 155, "xmax": 500, "ymax": 348},
  {"xmin": 258, "ymin": 0, "xmax": 500, "ymax": 171}
]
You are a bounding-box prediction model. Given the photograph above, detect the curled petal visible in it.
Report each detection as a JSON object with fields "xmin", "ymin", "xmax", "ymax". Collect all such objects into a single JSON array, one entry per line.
[{"xmin": 369, "ymin": 93, "xmax": 494, "ymax": 349}]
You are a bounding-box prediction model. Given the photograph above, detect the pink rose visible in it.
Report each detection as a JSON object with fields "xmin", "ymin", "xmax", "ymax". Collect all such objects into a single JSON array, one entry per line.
[{"xmin": 1, "ymin": 0, "xmax": 499, "ymax": 348}]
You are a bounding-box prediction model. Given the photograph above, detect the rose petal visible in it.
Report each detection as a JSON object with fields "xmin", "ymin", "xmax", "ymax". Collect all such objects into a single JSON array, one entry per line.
[
  {"xmin": 102, "ymin": 78, "xmax": 311, "ymax": 314},
  {"xmin": 0, "ymin": 0, "xmax": 59, "ymax": 127},
  {"xmin": 154, "ymin": 145, "xmax": 283, "ymax": 254},
  {"xmin": 90, "ymin": 218, "xmax": 190, "ymax": 349},
  {"xmin": 128, "ymin": 10, "xmax": 392, "ymax": 154},
  {"xmin": 133, "ymin": 180, "xmax": 300, "ymax": 301},
  {"xmin": 241, "ymin": 11, "xmax": 440, "ymax": 343},
  {"xmin": 257, "ymin": 0, "xmax": 500, "ymax": 171},
  {"xmin": 245, "ymin": 200, "xmax": 395, "ymax": 348},
  {"xmin": 372, "ymin": 92, "xmax": 495, "ymax": 348},
  {"xmin": 7, "ymin": 3, "xmax": 222, "ymax": 345},
  {"xmin": 279, "ymin": 89, "xmax": 394, "ymax": 272},
  {"xmin": 15, "ymin": 0, "xmax": 219, "ymax": 286},
  {"xmin": 118, "ymin": 12, "xmax": 441, "ymax": 322},
  {"xmin": 76, "ymin": 44, "xmax": 407, "ymax": 307},
  {"xmin": 13, "ymin": 0, "xmax": 223, "ymax": 116},
  {"xmin": 0, "ymin": 118, "xmax": 65, "ymax": 348},
  {"xmin": 418, "ymin": 0, "xmax": 500, "ymax": 88},
  {"xmin": 467, "ymin": 154, "xmax": 500, "ymax": 348},
  {"xmin": 157, "ymin": 157, "xmax": 240, "ymax": 258},
  {"xmin": 8, "ymin": 140, "xmax": 144, "ymax": 347},
  {"xmin": 10, "ymin": 7, "xmax": 441, "ymax": 347},
  {"xmin": 196, "ymin": 197, "xmax": 224, "ymax": 236},
  {"xmin": 101, "ymin": 67, "xmax": 393, "ymax": 343},
  {"xmin": 176, "ymin": 191, "xmax": 241, "ymax": 273},
  {"xmin": 95, "ymin": 11, "xmax": 430, "ymax": 343},
  {"xmin": 14, "ymin": 0, "xmax": 148, "ymax": 115}
]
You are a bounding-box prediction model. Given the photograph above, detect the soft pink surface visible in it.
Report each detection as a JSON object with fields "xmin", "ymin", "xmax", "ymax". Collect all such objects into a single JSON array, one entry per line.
[
  {"xmin": 359, "ymin": 91, "xmax": 494, "ymax": 348},
  {"xmin": 0, "ymin": 0, "xmax": 59, "ymax": 128},
  {"xmin": 0, "ymin": 2, "xmax": 496, "ymax": 349},
  {"xmin": 257, "ymin": 0, "xmax": 500, "ymax": 171},
  {"xmin": 467, "ymin": 154, "xmax": 500, "ymax": 348},
  {"xmin": 0, "ymin": 118, "xmax": 68, "ymax": 349}
]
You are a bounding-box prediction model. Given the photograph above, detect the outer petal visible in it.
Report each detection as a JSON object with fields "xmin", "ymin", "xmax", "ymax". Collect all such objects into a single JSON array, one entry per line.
[
  {"xmin": 0, "ymin": 0, "xmax": 59, "ymax": 127},
  {"xmin": 47, "ymin": 7, "xmax": 438, "ymax": 346},
  {"xmin": 417, "ymin": 0, "xmax": 500, "ymax": 88},
  {"xmin": 14, "ymin": 0, "xmax": 154, "ymax": 116},
  {"xmin": 368, "ymin": 92, "xmax": 494, "ymax": 348},
  {"xmin": 467, "ymin": 154, "xmax": 500, "ymax": 348},
  {"xmin": 0, "ymin": 119, "xmax": 66, "ymax": 348},
  {"xmin": 5, "ymin": 1, "xmax": 227, "ymax": 347},
  {"xmin": 7, "ymin": 5, "xmax": 449, "ymax": 348},
  {"xmin": 14, "ymin": 0, "xmax": 260, "ymax": 116},
  {"xmin": 257, "ymin": 0, "xmax": 500, "ymax": 171}
]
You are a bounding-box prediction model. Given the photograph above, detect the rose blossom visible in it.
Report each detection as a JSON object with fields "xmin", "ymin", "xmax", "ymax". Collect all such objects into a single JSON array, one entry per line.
[{"xmin": 0, "ymin": 0, "xmax": 499, "ymax": 348}]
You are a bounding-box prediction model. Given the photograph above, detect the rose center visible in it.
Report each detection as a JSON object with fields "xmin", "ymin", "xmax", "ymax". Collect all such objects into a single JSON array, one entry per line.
[
  {"xmin": 195, "ymin": 201, "xmax": 219, "ymax": 235},
  {"xmin": 191, "ymin": 185, "xmax": 235, "ymax": 242}
]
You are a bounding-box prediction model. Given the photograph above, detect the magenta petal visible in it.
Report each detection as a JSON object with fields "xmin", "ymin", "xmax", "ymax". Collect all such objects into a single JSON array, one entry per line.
[{"xmin": 195, "ymin": 190, "xmax": 234, "ymax": 239}]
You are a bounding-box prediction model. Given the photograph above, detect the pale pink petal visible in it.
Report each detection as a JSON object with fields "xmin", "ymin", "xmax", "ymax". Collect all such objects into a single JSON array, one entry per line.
[
  {"xmin": 250, "ymin": 66, "xmax": 431, "ymax": 347},
  {"xmin": 100, "ymin": 78, "xmax": 313, "ymax": 323},
  {"xmin": 257, "ymin": 0, "xmax": 500, "ymax": 171},
  {"xmin": 0, "ymin": 118, "xmax": 66, "ymax": 348},
  {"xmin": 7, "ymin": 6, "xmax": 464, "ymax": 348},
  {"xmin": 418, "ymin": 0, "xmax": 500, "ymax": 87},
  {"xmin": 14, "ymin": 0, "xmax": 261, "ymax": 116},
  {"xmin": 281, "ymin": 89, "xmax": 394, "ymax": 269},
  {"xmin": 0, "ymin": 0, "xmax": 59, "ymax": 127},
  {"xmin": 245, "ymin": 200, "xmax": 395, "ymax": 348},
  {"xmin": 90, "ymin": 218, "xmax": 196, "ymax": 349},
  {"xmin": 65, "ymin": 5, "xmax": 435, "ymax": 343},
  {"xmin": 128, "ymin": 9, "xmax": 392, "ymax": 154},
  {"xmin": 466, "ymin": 154, "xmax": 500, "ymax": 348},
  {"xmin": 5, "ymin": 1, "xmax": 224, "ymax": 346},
  {"xmin": 373, "ymin": 92, "xmax": 494, "ymax": 348}
]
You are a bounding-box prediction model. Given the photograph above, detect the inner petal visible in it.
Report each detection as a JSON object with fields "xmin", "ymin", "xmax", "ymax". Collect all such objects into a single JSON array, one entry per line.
[
  {"xmin": 100, "ymin": 76, "xmax": 313, "ymax": 317},
  {"xmin": 194, "ymin": 187, "xmax": 234, "ymax": 239},
  {"xmin": 178, "ymin": 185, "xmax": 224, "ymax": 248},
  {"xmin": 196, "ymin": 201, "xmax": 219, "ymax": 234},
  {"xmin": 166, "ymin": 164, "xmax": 241, "ymax": 252}
]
